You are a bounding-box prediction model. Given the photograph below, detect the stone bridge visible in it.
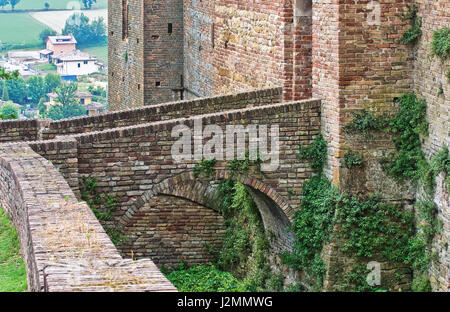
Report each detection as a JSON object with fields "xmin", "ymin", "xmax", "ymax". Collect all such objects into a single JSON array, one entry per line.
[{"xmin": 0, "ymin": 88, "xmax": 322, "ymax": 291}]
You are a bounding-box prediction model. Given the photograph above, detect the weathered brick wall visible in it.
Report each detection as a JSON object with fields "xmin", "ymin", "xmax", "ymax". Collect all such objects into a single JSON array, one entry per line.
[
  {"xmin": 0, "ymin": 144, "xmax": 176, "ymax": 292},
  {"xmin": 413, "ymin": 0, "xmax": 449, "ymax": 292},
  {"xmin": 108, "ymin": 0, "xmax": 312, "ymax": 108},
  {"xmin": 144, "ymin": 0, "xmax": 184, "ymax": 104},
  {"xmin": 27, "ymin": 99, "xmax": 320, "ymax": 268},
  {"xmin": 108, "ymin": 0, "xmax": 144, "ymax": 111},
  {"xmin": 121, "ymin": 194, "xmax": 226, "ymax": 267},
  {"xmin": 0, "ymin": 119, "xmax": 50, "ymax": 143},
  {"xmin": 42, "ymin": 88, "xmax": 282, "ymax": 139},
  {"xmin": 313, "ymin": 0, "xmax": 414, "ymax": 185}
]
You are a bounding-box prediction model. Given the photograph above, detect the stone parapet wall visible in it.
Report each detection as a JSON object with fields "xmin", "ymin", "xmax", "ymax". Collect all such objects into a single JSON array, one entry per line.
[
  {"xmin": 42, "ymin": 87, "xmax": 282, "ymax": 139},
  {"xmin": 0, "ymin": 144, "xmax": 176, "ymax": 292},
  {"xmin": 0, "ymin": 119, "xmax": 50, "ymax": 143}
]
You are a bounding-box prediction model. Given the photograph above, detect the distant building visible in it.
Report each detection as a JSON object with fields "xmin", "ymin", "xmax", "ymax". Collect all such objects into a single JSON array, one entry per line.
[
  {"xmin": 44, "ymin": 91, "xmax": 105, "ymax": 116},
  {"xmin": 53, "ymin": 50, "xmax": 99, "ymax": 79},
  {"xmin": 45, "ymin": 35, "xmax": 77, "ymax": 57}
]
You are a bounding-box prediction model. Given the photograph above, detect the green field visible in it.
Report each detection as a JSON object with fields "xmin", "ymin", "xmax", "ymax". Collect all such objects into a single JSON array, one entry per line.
[
  {"xmin": 0, "ymin": 0, "xmax": 107, "ymax": 10},
  {"xmin": 0, "ymin": 13, "xmax": 46, "ymax": 48},
  {"xmin": 80, "ymin": 43, "xmax": 108, "ymax": 65},
  {"xmin": 0, "ymin": 209, "xmax": 27, "ymax": 292}
]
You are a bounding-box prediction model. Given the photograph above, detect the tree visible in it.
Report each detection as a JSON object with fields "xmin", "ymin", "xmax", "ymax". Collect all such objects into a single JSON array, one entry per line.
[
  {"xmin": 0, "ymin": 68, "xmax": 19, "ymax": 80},
  {"xmin": 27, "ymin": 76, "xmax": 46, "ymax": 107},
  {"xmin": 62, "ymin": 13, "xmax": 106, "ymax": 45},
  {"xmin": 82, "ymin": 0, "xmax": 97, "ymax": 9},
  {"xmin": 0, "ymin": 101, "xmax": 19, "ymax": 120},
  {"xmin": 5, "ymin": 77, "xmax": 27, "ymax": 104},
  {"xmin": 39, "ymin": 28, "xmax": 57, "ymax": 46},
  {"xmin": 44, "ymin": 2, "xmax": 49, "ymax": 10},
  {"xmin": 44, "ymin": 73, "xmax": 62, "ymax": 93},
  {"xmin": 0, "ymin": 0, "xmax": 9, "ymax": 9},
  {"xmin": 9, "ymin": 0, "xmax": 19, "ymax": 10},
  {"xmin": 45, "ymin": 83, "xmax": 86, "ymax": 120},
  {"xmin": 1, "ymin": 83, "xmax": 9, "ymax": 101}
]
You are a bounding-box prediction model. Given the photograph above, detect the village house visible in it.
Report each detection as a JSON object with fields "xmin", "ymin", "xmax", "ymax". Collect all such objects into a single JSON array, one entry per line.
[
  {"xmin": 52, "ymin": 50, "xmax": 99, "ymax": 80},
  {"xmin": 44, "ymin": 35, "xmax": 77, "ymax": 57},
  {"xmin": 44, "ymin": 91, "xmax": 105, "ymax": 115}
]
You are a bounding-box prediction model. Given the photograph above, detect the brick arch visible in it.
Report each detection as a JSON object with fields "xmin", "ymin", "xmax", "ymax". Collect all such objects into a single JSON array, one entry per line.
[
  {"xmin": 120, "ymin": 169, "xmax": 294, "ymax": 227},
  {"xmin": 119, "ymin": 169, "xmax": 295, "ymax": 254}
]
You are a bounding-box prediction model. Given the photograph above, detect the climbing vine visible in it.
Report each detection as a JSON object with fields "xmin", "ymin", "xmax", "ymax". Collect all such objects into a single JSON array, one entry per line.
[
  {"xmin": 399, "ymin": 4, "xmax": 422, "ymax": 45},
  {"xmin": 80, "ymin": 177, "xmax": 128, "ymax": 245},
  {"xmin": 343, "ymin": 110, "xmax": 388, "ymax": 139},
  {"xmin": 193, "ymin": 159, "xmax": 217, "ymax": 179},
  {"xmin": 214, "ymin": 180, "xmax": 283, "ymax": 292},
  {"xmin": 431, "ymin": 27, "xmax": 450, "ymax": 60},
  {"xmin": 378, "ymin": 94, "xmax": 429, "ymax": 181},
  {"xmin": 342, "ymin": 150, "xmax": 365, "ymax": 169},
  {"xmin": 298, "ymin": 134, "xmax": 328, "ymax": 174}
]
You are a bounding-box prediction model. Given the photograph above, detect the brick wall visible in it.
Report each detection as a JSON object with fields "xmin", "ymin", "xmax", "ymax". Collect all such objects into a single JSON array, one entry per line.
[
  {"xmin": 0, "ymin": 119, "xmax": 50, "ymax": 143},
  {"xmin": 27, "ymin": 99, "xmax": 321, "ymax": 268},
  {"xmin": 413, "ymin": 0, "xmax": 449, "ymax": 292},
  {"xmin": 121, "ymin": 194, "xmax": 226, "ymax": 267},
  {"xmin": 42, "ymin": 88, "xmax": 282, "ymax": 139},
  {"xmin": 108, "ymin": 0, "xmax": 312, "ymax": 108},
  {"xmin": 0, "ymin": 144, "xmax": 176, "ymax": 292},
  {"xmin": 108, "ymin": 0, "xmax": 144, "ymax": 111}
]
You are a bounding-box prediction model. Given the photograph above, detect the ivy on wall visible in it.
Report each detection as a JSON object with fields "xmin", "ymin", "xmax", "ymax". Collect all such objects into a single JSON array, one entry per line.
[{"xmin": 399, "ymin": 4, "xmax": 422, "ymax": 45}]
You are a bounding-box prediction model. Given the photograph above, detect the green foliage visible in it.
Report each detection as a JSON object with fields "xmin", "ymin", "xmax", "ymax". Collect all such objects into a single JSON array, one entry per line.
[
  {"xmin": 215, "ymin": 180, "xmax": 282, "ymax": 292},
  {"xmin": 0, "ymin": 68, "xmax": 19, "ymax": 81},
  {"xmin": 38, "ymin": 28, "xmax": 57, "ymax": 46},
  {"xmin": 343, "ymin": 109, "xmax": 387, "ymax": 138},
  {"xmin": 419, "ymin": 146, "xmax": 450, "ymax": 194},
  {"xmin": 166, "ymin": 264, "xmax": 247, "ymax": 292},
  {"xmin": 298, "ymin": 134, "xmax": 328, "ymax": 174},
  {"xmin": 446, "ymin": 70, "xmax": 450, "ymax": 83},
  {"xmin": 62, "ymin": 13, "xmax": 107, "ymax": 45},
  {"xmin": 228, "ymin": 151, "xmax": 262, "ymax": 176},
  {"xmin": 82, "ymin": 0, "xmax": 97, "ymax": 9},
  {"xmin": 406, "ymin": 200, "xmax": 440, "ymax": 290},
  {"xmin": 193, "ymin": 159, "xmax": 217, "ymax": 179},
  {"xmin": 431, "ymin": 27, "xmax": 450, "ymax": 60},
  {"xmin": 45, "ymin": 83, "xmax": 86, "ymax": 120},
  {"xmin": 0, "ymin": 102, "xmax": 19, "ymax": 120},
  {"xmin": 44, "ymin": 73, "xmax": 62, "ymax": 94},
  {"xmin": 399, "ymin": 4, "xmax": 422, "ymax": 45},
  {"xmin": 1, "ymin": 83, "xmax": 9, "ymax": 101},
  {"xmin": 380, "ymin": 94, "xmax": 428, "ymax": 181},
  {"xmin": 27, "ymin": 75, "xmax": 45, "ymax": 107},
  {"xmin": 342, "ymin": 150, "xmax": 364, "ymax": 169},
  {"xmin": 0, "ymin": 209, "xmax": 27, "ymax": 292},
  {"xmin": 80, "ymin": 177, "xmax": 125, "ymax": 246},
  {"xmin": 4, "ymin": 77, "xmax": 27, "ymax": 104},
  {"xmin": 336, "ymin": 196, "xmax": 414, "ymax": 263},
  {"xmin": 281, "ymin": 175, "xmax": 340, "ymax": 290}
]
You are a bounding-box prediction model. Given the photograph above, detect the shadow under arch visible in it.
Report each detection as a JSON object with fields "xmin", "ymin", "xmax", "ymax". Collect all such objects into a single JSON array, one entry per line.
[{"xmin": 120, "ymin": 170, "xmax": 295, "ymax": 254}]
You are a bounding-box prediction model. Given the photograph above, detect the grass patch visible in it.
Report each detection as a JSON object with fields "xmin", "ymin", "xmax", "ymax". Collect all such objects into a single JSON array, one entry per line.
[
  {"xmin": 0, "ymin": 209, "xmax": 27, "ymax": 292},
  {"xmin": 79, "ymin": 42, "xmax": 108, "ymax": 65},
  {"xmin": 35, "ymin": 63, "xmax": 57, "ymax": 71},
  {"xmin": 165, "ymin": 264, "xmax": 247, "ymax": 292},
  {"xmin": 0, "ymin": 13, "xmax": 46, "ymax": 47}
]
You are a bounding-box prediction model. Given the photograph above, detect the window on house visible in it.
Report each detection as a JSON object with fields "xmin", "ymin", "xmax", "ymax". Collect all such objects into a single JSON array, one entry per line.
[
  {"xmin": 78, "ymin": 63, "xmax": 81, "ymax": 68},
  {"xmin": 122, "ymin": 0, "xmax": 129, "ymax": 40},
  {"xmin": 84, "ymin": 60, "xmax": 88, "ymax": 64}
]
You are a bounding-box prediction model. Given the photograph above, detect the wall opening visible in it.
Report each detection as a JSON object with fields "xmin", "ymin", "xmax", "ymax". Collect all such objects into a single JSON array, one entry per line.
[{"xmin": 122, "ymin": 0, "xmax": 129, "ymax": 40}]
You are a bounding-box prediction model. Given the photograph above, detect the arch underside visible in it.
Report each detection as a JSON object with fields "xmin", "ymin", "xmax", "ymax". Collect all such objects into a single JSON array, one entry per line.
[{"xmin": 120, "ymin": 170, "xmax": 295, "ymax": 261}]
